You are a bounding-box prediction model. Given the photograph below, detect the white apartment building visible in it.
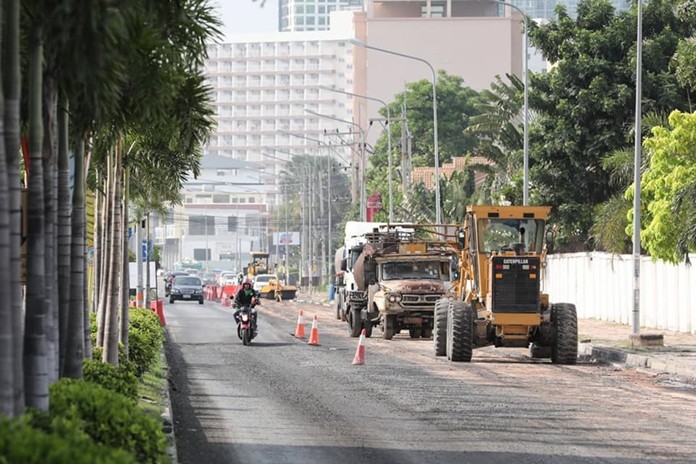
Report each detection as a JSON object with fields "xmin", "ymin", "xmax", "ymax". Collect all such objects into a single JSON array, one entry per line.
[{"xmin": 203, "ymin": 22, "xmax": 357, "ymax": 166}]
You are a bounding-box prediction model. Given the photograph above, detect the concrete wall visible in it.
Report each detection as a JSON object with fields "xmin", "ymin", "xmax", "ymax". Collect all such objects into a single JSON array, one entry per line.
[{"xmin": 544, "ymin": 252, "xmax": 696, "ymax": 334}]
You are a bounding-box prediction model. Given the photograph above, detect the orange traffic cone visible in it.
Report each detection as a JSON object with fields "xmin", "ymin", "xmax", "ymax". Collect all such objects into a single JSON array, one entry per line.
[
  {"xmin": 352, "ymin": 329, "xmax": 366, "ymax": 365},
  {"xmin": 307, "ymin": 315, "xmax": 320, "ymax": 346},
  {"xmin": 294, "ymin": 310, "xmax": 306, "ymax": 339}
]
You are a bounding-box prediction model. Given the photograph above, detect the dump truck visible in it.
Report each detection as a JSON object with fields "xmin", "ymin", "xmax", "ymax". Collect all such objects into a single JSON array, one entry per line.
[
  {"xmin": 435, "ymin": 205, "xmax": 578, "ymax": 364},
  {"xmin": 341, "ymin": 224, "xmax": 458, "ymax": 339}
]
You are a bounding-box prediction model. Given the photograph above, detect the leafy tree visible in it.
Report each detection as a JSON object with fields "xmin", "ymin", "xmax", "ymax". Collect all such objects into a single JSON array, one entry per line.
[
  {"xmin": 627, "ymin": 110, "xmax": 696, "ymax": 262},
  {"xmin": 368, "ymin": 71, "xmax": 482, "ymax": 221},
  {"xmin": 529, "ymin": 0, "xmax": 692, "ymax": 250}
]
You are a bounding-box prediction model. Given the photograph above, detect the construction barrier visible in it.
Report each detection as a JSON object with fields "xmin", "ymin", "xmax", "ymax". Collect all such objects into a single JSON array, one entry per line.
[{"xmin": 150, "ymin": 299, "xmax": 166, "ymax": 326}]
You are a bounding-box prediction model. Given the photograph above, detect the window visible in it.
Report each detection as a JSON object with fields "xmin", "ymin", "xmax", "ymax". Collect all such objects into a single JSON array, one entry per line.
[
  {"xmin": 248, "ymin": 197, "xmax": 255, "ymax": 204},
  {"xmin": 213, "ymin": 194, "xmax": 229, "ymax": 203},
  {"xmin": 227, "ymin": 216, "xmax": 238, "ymax": 232},
  {"xmin": 189, "ymin": 216, "xmax": 215, "ymax": 236}
]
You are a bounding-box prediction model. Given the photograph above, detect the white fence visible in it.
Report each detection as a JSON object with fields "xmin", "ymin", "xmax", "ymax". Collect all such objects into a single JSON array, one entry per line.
[{"xmin": 544, "ymin": 252, "xmax": 696, "ymax": 334}]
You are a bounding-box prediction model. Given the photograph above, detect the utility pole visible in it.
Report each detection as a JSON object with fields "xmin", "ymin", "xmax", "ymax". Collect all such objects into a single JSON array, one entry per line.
[
  {"xmin": 145, "ymin": 213, "xmax": 151, "ymax": 307},
  {"xmin": 136, "ymin": 218, "xmax": 143, "ymax": 307}
]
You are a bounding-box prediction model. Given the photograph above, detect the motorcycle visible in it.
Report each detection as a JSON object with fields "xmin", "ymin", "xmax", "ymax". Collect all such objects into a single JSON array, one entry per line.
[{"xmin": 236, "ymin": 304, "xmax": 257, "ymax": 346}]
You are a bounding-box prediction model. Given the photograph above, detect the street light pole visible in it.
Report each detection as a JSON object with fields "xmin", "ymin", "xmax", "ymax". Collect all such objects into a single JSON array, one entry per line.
[
  {"xmin": 304, "ymin": 109, "xmax": 368, "ymax": 220},
  {"xmin": 320, "ymin": 85, "xmax": 394, "ymax": 222},
  {"xmin": 350, "ymin": 38, "xmax": 441, "ymax": 223},
  {"xmin": 632, "ymin": 0, "xmax": 644, "ymax": 336}
]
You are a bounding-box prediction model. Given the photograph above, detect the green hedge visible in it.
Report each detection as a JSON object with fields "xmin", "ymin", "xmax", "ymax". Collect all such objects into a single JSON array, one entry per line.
[
  {"xmin": 82, "ymin": 359, "xmax": 138, "ymax": 401},
  {"xmin": 127, "ymin": 308, "xmax": 164, "ymax": 377},
  {"xmin": 0, "ymin": 414, "xmax": 136, "ymax": 464},
  {"xmin": 48, "ymin": 379, "xmax": 167, "ymax": 464}
]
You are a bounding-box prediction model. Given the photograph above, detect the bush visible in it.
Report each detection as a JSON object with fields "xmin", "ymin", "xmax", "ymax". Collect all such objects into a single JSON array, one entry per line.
[
  {"xmin": 83, "ymin": 359, "xmax": 139, "ymax": 401},
  {"xmin": 49, "ymin": 379, "xmax": 167, "ymax": 464},
  {"xmin": 0, "ymin": 414, "xmax": 136, "ymax": 464},
  {"xmin": 128, "ymin": 308, "xmax": 164, "ymax": 377}
]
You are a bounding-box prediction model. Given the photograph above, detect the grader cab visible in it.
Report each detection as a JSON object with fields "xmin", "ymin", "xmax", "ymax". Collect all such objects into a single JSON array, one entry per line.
[{"xmin": 434, "ymin": 205, "xmax": 578, "ymax": 364}]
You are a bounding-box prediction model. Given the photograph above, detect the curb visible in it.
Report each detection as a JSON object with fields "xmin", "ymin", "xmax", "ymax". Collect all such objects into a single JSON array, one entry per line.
[
  {"xmin": 580, "ymin": 343, "xmax": 696, "ymax": 380},
  {"xmin": 160, "ymin": 350, "xmax": 178, "ymax": 464}
]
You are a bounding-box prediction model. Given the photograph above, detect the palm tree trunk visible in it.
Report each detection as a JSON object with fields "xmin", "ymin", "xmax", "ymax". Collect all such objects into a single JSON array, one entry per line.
[
  {"xmin": 103, "ymin": 139, "xmax": 122, "ymax": 365},
  {"xmin": 42, "ymin": 75, "xmax": 59, "ymax": 384},
  {"xmin": 3, "ymin": 0, "xmax": 24, "ymax": 416},
  {"xmin": 91, "ymin": 180, "xmax": 100, "ymax": 313},
  {"xmin": 120, "ymin": 167, "xmax": 130, "ymax": 356},
  {"xmin": 65, "ymin": 139, "xmax": 85, "ymax": 378},
  {"xmin": 96, "ymin": 164, "xmax": 111, "ymax": 348},
  {"xmin": 57, "ymin": 99, "xmax": 70, "ymax": 376},
  {"xmin": 24, "ymin": 22, "xmax": 49, "ymax": 411},
  {"xmin": 0, "ymin": 0, "xmax": 14, "ymax": 417}
]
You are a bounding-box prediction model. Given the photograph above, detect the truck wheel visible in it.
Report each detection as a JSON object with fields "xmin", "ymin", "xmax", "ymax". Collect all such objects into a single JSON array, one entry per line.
[
  {"xmin": 446, "ymin": 301, "xmax": 473, "ymax": 362},
  {"xmin": 433, "ymin": 299, "xmax": 449, "ymax": 356},
  {"xmin": 383, "ymin": 315, "xmax": 396, "ymax": 340},
  {"xmin": 364, "ymin": 318, "xmax": 373, "ymax": 338},
  {"xmin": 551, "ymin": 303, "xmax": 578, "ymax": 365},
  {"xmin": 349, "ymin": 309, "xmax": 362, "ymax": 338},
  {"xmin": 335, "ymin": 300, "xmax": 342, "ymax": 320},
  {"xmin": 529, "ymin": 343, "xmax": 552, "ymax": 359},
  {"xmin": 421, "ymin": 327, "xmax": 433, "ymax": 339},
  {"xmin": 409, "ymin": 328, "xmax": 420, "ymax": 339}
]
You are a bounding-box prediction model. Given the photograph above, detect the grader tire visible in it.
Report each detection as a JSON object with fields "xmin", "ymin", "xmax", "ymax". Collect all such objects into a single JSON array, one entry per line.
[
  {"xmin": 551, "ymin": 303, "xmax": 578, "ymax": 365},
  {"xmin": 433, "ymin": 299, "xmax": 449, "ymax": 356},
  {"xmin": 446, "ymin": 301, "xmax": 473, "ymax": 362}
]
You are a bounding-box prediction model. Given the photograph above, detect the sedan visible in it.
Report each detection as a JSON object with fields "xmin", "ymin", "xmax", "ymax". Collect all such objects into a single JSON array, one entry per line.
[{"xmin": 169, "ymin": 276, "xmax": 204, "ymax": 304}]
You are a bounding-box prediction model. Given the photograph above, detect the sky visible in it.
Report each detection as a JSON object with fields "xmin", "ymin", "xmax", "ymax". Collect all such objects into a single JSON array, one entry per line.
[{"xmin": 214, "ymin": 0, "xmax": 279, "ymax": 39}]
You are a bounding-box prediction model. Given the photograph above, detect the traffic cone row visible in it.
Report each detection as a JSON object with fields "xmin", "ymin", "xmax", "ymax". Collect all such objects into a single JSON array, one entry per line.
[{"xmin": 293, "ymin": 310, "xmax": 367, "ymax": 364}]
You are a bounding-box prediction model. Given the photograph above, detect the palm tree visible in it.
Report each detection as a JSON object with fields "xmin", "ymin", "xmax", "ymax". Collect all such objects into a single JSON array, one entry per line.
[
  {"xmin": 3, "ymin": 0, "xmax": 24, "ymax": 417},
  {"xmin": 24, "ymin": 18, "xmax": 49, "ymax": 412},
  {"xmin": 0, "ymin": 0, "xmax": 13, "ymax": 417}
]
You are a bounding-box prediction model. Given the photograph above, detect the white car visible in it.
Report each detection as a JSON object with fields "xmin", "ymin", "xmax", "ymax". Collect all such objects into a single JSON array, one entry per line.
[{"xmin": 253, "ymin": 274, "xmax": 277, "ymax": 293}]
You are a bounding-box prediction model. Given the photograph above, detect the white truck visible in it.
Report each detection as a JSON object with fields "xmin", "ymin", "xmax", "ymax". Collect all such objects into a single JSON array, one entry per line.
[{"xmin": 334, "ymin": 222, "xmax": 388, "ymax": 337}]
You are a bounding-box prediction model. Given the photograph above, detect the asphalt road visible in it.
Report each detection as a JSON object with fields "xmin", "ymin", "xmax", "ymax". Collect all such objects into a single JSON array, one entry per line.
[{"xmin": 165, "ymin": 298, "xmax": 696, "ymax": 464}]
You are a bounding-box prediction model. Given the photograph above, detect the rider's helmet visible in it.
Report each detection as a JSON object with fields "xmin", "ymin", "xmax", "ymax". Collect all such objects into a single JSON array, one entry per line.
[{"xmin": 242, "ymin": 277, "xmax": 253, "ymax": 287}]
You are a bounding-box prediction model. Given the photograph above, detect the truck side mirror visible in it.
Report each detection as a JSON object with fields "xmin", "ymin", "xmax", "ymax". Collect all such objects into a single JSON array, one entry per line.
[
  {"xmin": 545, "ymin": 230, "xmax": 555, "ymax": 254},
  {"xmin": 457, "ymin": 229, "xmax": 466, "ymax": 248}
]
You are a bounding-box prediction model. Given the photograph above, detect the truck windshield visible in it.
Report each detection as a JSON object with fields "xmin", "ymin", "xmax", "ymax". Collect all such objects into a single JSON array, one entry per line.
[
  {"xmin": 477, "ymin": 218, "xmax": 545, "ymax": 253},
  {"xmin": 381, "ymin": 261, "xmax": 440, "ymax": 280}
]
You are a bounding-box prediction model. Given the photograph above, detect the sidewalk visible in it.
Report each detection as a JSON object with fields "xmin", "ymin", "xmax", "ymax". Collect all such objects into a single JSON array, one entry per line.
[
  {"xmin": 297, "ymin": 291, "xmax": 696, "ymax": 379},
  {"xmin": 578, "ymin": 318, "xmax": 696, "ymax": 380}
]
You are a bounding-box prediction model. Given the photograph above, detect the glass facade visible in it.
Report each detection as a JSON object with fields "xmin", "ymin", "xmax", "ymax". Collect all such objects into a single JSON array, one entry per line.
[
  {"xmin": 278, "ymin": 0, "xmax": 363, "ymax": 31},
  {"xmin": 511, "ymin": 0, "xmax": 631, "ymax": 19}
]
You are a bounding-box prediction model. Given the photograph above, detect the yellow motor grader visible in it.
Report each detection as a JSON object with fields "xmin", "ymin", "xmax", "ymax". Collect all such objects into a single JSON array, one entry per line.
[{"xmin": 434, "ymin": 205, "xmax": 578, "ymax": 364}]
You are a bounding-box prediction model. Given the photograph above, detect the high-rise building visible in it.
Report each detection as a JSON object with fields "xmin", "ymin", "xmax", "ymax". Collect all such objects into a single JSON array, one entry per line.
[
  {"xmin": 278, "ymin": 0, "xmax": 363, "ymax": 31},
  {"xmin": 511, "ymin": 0, "xmax": 630, "ymax": 20}
]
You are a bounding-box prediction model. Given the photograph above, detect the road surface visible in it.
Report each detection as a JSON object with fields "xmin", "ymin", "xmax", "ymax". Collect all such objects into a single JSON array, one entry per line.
[{"xmin": 165, "ymin": 297, "xmax": 696, "ymax": 464}]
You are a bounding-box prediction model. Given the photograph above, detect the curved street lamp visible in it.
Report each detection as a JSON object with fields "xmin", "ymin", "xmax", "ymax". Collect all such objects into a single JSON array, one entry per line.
[{"xmin": 350, "ymin": 38, "xmax": 442, "ymax": 223}]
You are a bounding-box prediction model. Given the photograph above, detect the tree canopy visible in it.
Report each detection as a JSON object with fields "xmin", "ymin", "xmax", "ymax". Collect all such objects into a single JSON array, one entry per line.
[{"xmin": 529, "ymin": 0, "xmax": 692, "ymax": 249}]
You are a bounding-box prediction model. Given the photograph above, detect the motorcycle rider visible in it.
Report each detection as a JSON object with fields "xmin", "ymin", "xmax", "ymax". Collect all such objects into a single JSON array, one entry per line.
[{"xmin": 233, "ymin": 278, "xmax": 259, "ymax": 333}]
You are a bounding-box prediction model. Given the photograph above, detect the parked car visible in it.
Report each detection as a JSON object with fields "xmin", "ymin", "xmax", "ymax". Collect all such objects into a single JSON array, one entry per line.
[
  {"xmin": 164, "ymin": 271, "xmax": 189, "ymax": 296},
  {"xmin": 169, "ymin": 276, "xmax": 204, "ymax": 304}
]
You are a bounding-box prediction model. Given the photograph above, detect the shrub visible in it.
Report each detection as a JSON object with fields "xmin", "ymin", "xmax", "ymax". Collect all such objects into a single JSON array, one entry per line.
[
  {"xmin": 49, "ymin": 379, "xmax": 167, "ymax": 464},
  {"xmin": 0, "ymin": 414, "xmax": 136, "ymax": 464},
  {"xmin": 83, "ymin": 359, "xmax": 139, "ymax": 401},
  {"xmin": 128, "ymin": 308, "xmax": 164, "ymax": 377}
]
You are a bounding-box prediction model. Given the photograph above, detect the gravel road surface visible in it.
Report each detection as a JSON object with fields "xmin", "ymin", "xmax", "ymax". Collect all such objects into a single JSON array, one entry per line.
[{"xmin": 165, "ymin": 297, "xmax": 696, "ymax": 464}]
